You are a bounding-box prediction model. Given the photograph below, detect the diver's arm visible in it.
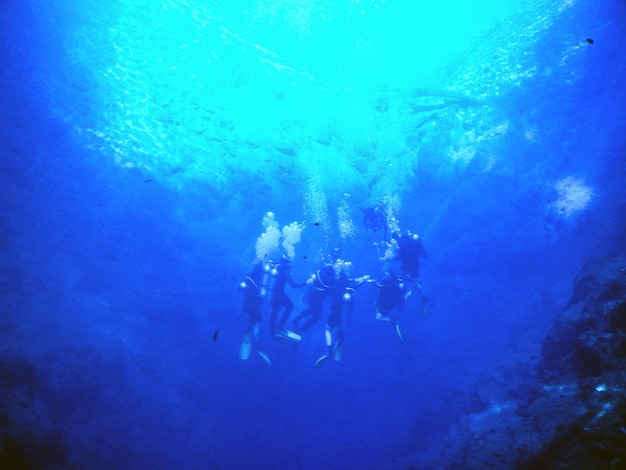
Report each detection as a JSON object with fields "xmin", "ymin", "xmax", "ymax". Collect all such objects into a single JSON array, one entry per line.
[
  {"xmin": 420, "ymin": 242, "xmax": 429, "ymax": 259},
  {"xmin": 287, "ymin": 273, "xmax": 307, "ymax": 289}
]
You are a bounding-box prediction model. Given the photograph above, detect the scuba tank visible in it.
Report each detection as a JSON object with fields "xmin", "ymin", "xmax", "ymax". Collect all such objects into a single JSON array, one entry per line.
[
  {"xmin": 237, "ymin": 278, "xmax": 254, "ymax": 314},
  {"xmin": 260, "ymin": 261, "xmax": 279, "ymax": 301},
  {"xmin": 237, "ymin": 278, "xmax": 251, "ymax": 315},
  {"xmin": 260, "ymin": 261, "xmax": 271, "ymax": 298},
  {"xmin": 338, "ymin": 288, "xmax": 355, "ymax": 338},
  {"xmin": 397, "ymin": 280, "xmax": 406, "ymax": 310},
  {"xmin": 266, "ymin": 265, "xmax": 279, "ymax": 302},
  {"xmin": 238, "ymin": 262, "xmax": 262, "ymax": 313},
  {"xmin": 238, "ymin": 279, "xmax": 249, "ymax": 292},
  {"xmin": 342, "ymin": 289, "xmax": 354, "ymax": 316}
]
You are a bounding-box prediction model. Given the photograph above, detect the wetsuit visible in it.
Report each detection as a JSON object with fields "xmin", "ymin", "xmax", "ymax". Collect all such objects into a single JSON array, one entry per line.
[
  {"xmin": 270, "ymin": 261, "xmax": 305, "ymax": 335},
  {"xmin": 397, "ymin": 233, "xmax": 428, "ymax": 279},
  {"xmin": 292, "ymin": 266, "xmax": 334, "ymax": 333},
  {"xmin": 375, "ymin": 272, "xmax": 404, "ymax": 316}
]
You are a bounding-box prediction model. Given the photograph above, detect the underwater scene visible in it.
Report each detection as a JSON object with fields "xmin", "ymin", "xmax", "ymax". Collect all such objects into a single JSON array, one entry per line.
[{"xmin": 1, "ymin": 0, "xmax": 625, "ymax": 468}]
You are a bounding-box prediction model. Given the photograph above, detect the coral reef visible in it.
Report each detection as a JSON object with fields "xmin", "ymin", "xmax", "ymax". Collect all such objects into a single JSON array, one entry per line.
[
  {"xmin": 0, "ymin": 357, "xmax": 70, "ymax": 469},
  {"xmin": 396, "ymin": 255, "xmax": 626, "ymax": 469}
]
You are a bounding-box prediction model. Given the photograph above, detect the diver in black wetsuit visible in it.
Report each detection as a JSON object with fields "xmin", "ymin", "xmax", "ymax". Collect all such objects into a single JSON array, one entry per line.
[
  {"xmin": 361, "ymin": 201, "xmax": 397, "ymax": 241},
  {"xmin": 373, "ymin": 270, "xmax": 405, "ymax": 341},
  {"xmin": 268, "ymin": 255, "xmax": 306, "ymax": 339},
  {"xmin": 291, "ymin": 264, "xmax": 335, "ymax": 336},
  {"xmin": 314, "ymin": 260, "xmax": 370, "ymax": 368},
  {"xmin": 361, "ymin": 203, "xmax": 387, "ymax": 232},
  {"xmin": 238, "ymin": 262, "xmax": 271, "ymax": 365},
  {"xmin": 380, "ymin": 230, "xmax": 429, "ymax": 314},
  {"xmin": 396, "ymin": 231, "xmax": 428, "ymax": 278}
]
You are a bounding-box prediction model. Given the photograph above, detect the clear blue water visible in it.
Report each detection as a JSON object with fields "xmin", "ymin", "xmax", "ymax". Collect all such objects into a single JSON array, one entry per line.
[{"xmin": 1, "ymin": 0, "xmax": 625, "ymax": 468}]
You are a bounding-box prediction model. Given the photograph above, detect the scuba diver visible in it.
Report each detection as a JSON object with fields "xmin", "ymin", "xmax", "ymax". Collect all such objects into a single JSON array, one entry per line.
[
  {"xmin": 379, "ymin": 229, "xmax": 429, "ymax": 314},
  {"xmin": 238, "ymin": 262, "xmax": 271, "ymax": 366},
  {"xmin": 360, "ymin": 201, "xmax": 396, "ymax": 240},
  {"xmin": 373, "ymin": 270, "xmax": 405, "ymax": 341},
  {"xmin": 290, "ymin": 264, "xmax": 335, "ymax": 338},
  {"xmin": 361, "ymin": 202, "xmax": 386, "ymax": 232},
  {"xmin": 266, "ymin": 255, "xmax": 306, "ymax": 341},
  {"xmin": 314, "ymin": 259, "xmax": 370, "ymax": 368}
]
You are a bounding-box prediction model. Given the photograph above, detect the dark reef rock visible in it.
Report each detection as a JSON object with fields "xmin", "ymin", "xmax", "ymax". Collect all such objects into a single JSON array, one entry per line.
[
  {"xmin": 1, "ymin": 431, "xmax": 69, "ymax": 470},
  {"xmin": 0, "ymin": 356, "xmax": 71, "ymax": 470},
  {"xmin": 539, "ymin": 255, "xmax": 626, "ymax": 381},
  {"xmin": 413, "ymin": 255, "xmax": 626, "ymax": 470},
  {"xmin": 519, "ymin": 255, "xmax": 626, "ymax": 469}
]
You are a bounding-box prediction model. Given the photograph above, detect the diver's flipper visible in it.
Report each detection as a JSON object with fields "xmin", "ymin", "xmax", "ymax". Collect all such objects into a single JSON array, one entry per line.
[
  {"xmin": 333, "ymin": 342, "xmax": 343, "ymax": 362},
  {"xmin": 256, "ymin": 350, "xmax": 272, "ymax": 367},
  {"xmin": 275, "ymin": 329, "xmax": 302, "ymax": 343},
  {"xmin": 239, "ymin": 336, "xmax": 252, "ymax": 361},
  {"xmin": 283, "ymin": 329, "xmax": 301, "ymax": 343},
  {"xmin": 314, "ymin": 353, "xmax": 330, "ymax": 368},
  {"xmin": 394, "ymin": 322, "xmax": 403, "ymax": 342},
  {"xmin": 273, "ymin": 331, "xmax": 288, "ymax": 342}
]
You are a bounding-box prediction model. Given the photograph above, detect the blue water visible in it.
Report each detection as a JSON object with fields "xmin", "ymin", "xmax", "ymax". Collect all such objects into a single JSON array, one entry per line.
[{"xmin": 1, "ymin": 0, "xmax": 625, "ymax": 468}]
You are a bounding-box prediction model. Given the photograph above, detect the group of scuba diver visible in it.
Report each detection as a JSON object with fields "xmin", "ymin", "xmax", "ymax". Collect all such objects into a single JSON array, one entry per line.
[{"xmin": 237, "ymin": 204, "xmax": 429, "ymax": 368}]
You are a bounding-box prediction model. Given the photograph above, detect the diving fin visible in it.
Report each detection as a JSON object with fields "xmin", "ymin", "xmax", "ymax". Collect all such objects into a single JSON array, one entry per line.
[
  {"xmin": 284, "ymin": 329, "xmax": 301, "ymax": 343},
  {"xmin": 239, "ymin": 335, "xmax": 252, "ymax": 361},
  {"xmin": 314, "ymin": 353, "xmax": 330, "ymax": 368},
  {"xmin": 275, "ymin": 329, "xmax": 301, "ymax": 343},
  {"xmin": 256, "ymin": 350, "xmax": 272, "ymax": 367},
  {"xmin": 333, "ymin": 342, "xmax": 343, "ymax": 361},
  {"xmin": 394, "ymin": 322, "xmax": 403, "ymax": 342}
]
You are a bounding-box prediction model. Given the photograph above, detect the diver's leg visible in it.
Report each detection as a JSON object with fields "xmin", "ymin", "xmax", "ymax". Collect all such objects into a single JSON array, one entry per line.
[
  {"xmin": 291, "ymin": 304, "xmax": 311, "ymax": 327},
  {"xmin": 376, "ymin": 311, "xmax": 393, "ymax": 323},
  {"xmin": 239, "ymin": 317, "xmax": 255, "ymax": 360},
  {"xmin": 251, "ymin": 321, "xmax": 272, "ymax": 365},
  {"xmin": 414, "ymin": 281, "xmax": 429, "ymax": 315},
  {"xmin": 333, "ymin": 329, "xmax": 345, "ymax": 361},
  {"xmin": 314, "ymin": 324, "xmax": 334, "ymax": 368},
  {"xmin": 277, "ymin": 296, "xmax": 294, "ymax": 331},
  {"xmin": 251, "ymin": 322, "xmax": 259, "ymax": 347},
  {"xmin": 296, "ymin": 306, "xmax": 321, "ymax": 333},
  {"xmin": 269, "ymin": 301, "xmax": 280, "ymax": 336},
  {"xmin": 376, "ymin": 310, "xmax": 403, "ymax": 341}
]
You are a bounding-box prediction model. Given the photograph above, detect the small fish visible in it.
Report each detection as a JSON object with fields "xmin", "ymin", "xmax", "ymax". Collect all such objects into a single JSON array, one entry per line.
[
  {"xmin": 586, "ymin": 38, "xmax": 594, "ymax": 44},
  {"xmin": 276, "ymin": 147, "xmax": 296, "ymax": 157},
  {"xmin": 144, "ymin": 179, "xmax": 153, "ymax": 183},
  {"xmin": 213, "ymin": 330, "xmax": 219, "ymax": 342}
]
